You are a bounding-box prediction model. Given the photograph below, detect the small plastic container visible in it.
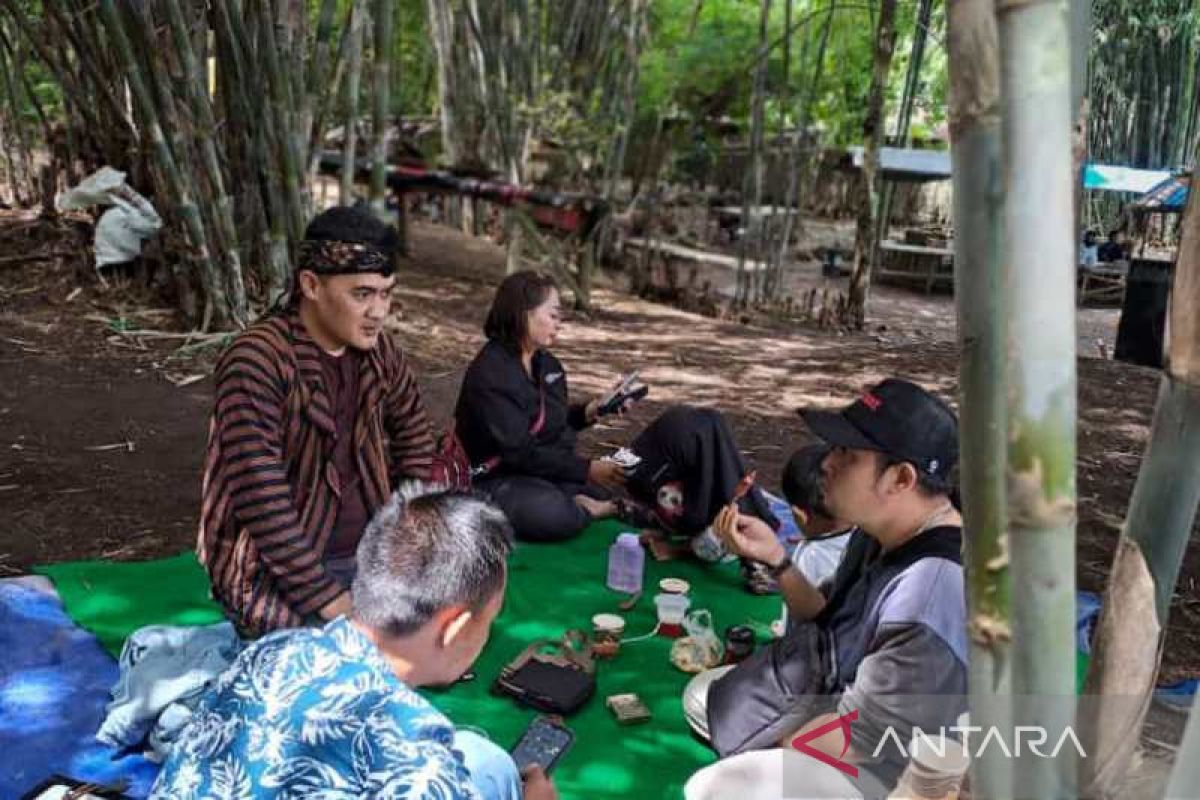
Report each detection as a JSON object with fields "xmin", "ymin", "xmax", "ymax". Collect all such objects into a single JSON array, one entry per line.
[
  {"xmin": 591, "ymin": 613, "xmax": 626, "ymax": 659},
  {"xmin": 607, "ymin": 532, "xmax": 645, "ymax": 594},
  {"xmin": 654, "ymin": 592, "xmax": 691, "ymax": 637}
]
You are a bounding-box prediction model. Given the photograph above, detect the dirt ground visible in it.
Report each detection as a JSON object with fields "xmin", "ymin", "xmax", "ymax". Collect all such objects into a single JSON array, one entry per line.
[{"xmin": 0, "ymin": 212, "xmax": 1190, "ymax": 789}]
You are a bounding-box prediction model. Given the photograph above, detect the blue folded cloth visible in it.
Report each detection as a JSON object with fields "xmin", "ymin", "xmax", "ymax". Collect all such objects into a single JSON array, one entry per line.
[{"xmin": 98, "ymin": 621, "xmax": 243, "ymax": 759}]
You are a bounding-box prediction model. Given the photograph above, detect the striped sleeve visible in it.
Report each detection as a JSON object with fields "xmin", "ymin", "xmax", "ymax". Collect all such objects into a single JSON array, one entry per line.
[
  {"xmin": 212, "ymin": 338, "xmax": 342, "ymax": 615},
  {"xmin": 382, "ymin": 344, "xmax": 435, "ymax": 483}
]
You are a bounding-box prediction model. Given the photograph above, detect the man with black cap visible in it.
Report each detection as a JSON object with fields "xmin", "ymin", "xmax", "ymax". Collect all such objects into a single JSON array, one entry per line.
[
  {"xmin": 683, "ymin": 378, "xmax": 967, "ymax": 797},
  {"xmin": 197, "ymin": 206, "xmax": 436, "ymax": 637}
]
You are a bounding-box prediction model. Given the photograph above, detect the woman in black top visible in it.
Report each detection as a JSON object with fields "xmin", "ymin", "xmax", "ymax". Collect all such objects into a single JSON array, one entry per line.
[{"xmin": 454, "ymin": 271, "xmax": 626, "ymax": 541}]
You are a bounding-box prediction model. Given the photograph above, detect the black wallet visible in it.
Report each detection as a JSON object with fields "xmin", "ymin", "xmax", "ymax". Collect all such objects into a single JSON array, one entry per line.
[{"xmin": 492, "ymin": 631, "xmax": 596, "ymax": 715}]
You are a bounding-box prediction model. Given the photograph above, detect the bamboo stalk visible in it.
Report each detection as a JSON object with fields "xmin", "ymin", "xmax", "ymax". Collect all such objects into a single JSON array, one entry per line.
[
  {"xmin": 1095, "ymin": 147, "xmax": 1200, "ymax": 797},
  {"xmin": 302, "ymin": 0, "xmax": 340, "ymax": 170},
  {"xmin": 873, "ymin": 0, "xmax": 933, "ymax": 273},
  {"xmin": 997, "ymin": 0, "xmax": 1078, "ymax": 795},
  {"xmin": 340, "ymin": 0, "xmax": 368, "ymax": 206},
  {"xmin": 369, "ymin": 0, "xmax": 393, "ymax": 217},
  {"xmin": 210, "ymin": 0, "xmax": 290, "ymax": 289},
  {"xmin": 0, "ymin": 3, "xmax": 106, "ymax": 144},
  {"xmin": 42, "ymin": 1, "xmax": 131, "ymax": 140},
  {"xmin": 844, "ymin": 0, "xmax": 898, "ymax": 328},
  {"xmin": 306, "ymin": 0, "xmax": 360, "ymax": 179},
  {"xmin": 946, "ymin": 0, "xmax": 1010, "ymax": 797},
  {"xmin": 0, "ymin": 29, "xmax": 30, "ymax": 205},
  {"xmin": 161, "ymin": 0, "xmax": 249, "ymax": 321},
  {"xmin": 0, "ymin": 23, "xmax": 52, "ymax": 152},
  {"xmin": 254, "ymin": 0, "xmax": 306, "ymax": 243},
  {"xmin": 735, "ymin": 0, "xmax": 771, "ymax": 307},
  {"xmin": 771, "ymin": 1, "xmax": 835, "ymax": 301},
  {"xmin": 96, "ymin": 0, "xmax": 228, "ymax": 329}
]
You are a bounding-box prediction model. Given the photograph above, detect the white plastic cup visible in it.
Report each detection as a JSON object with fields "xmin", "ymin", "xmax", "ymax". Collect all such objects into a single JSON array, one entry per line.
[{"xmin": 901, "ymin": 732, "xmax": 970, "ymax": 798}]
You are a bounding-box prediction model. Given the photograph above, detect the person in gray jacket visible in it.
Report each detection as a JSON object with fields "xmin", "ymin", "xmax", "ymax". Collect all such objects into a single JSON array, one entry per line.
[{"xmin": 684, "ymin": 379, "xmax": 966, "ymax": 798}]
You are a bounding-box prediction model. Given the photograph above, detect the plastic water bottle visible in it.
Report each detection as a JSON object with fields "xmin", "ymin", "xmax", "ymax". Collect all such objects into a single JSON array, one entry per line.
[{"xmin": 607, "ymin": 532, "xmax": 645, "ymax": 594}]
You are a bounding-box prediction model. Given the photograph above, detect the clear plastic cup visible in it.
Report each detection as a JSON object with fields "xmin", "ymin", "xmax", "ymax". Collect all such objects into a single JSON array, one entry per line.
[{"xmin": 654, "ymin": 592, "xmax": 691, "ymax": 637}]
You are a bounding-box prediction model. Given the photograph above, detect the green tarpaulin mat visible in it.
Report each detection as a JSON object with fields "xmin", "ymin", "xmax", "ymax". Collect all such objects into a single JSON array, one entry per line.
[
  {"xmin": 33, "ymin": 523, "xmax": 780, "ymax": 798},
  {"xmin": 34, "ymin": 550, "xmax": 225, "ymax": 658},
  {"xmin": 425, "ymin": 518, "xmax": 780, "ymax": 799}
]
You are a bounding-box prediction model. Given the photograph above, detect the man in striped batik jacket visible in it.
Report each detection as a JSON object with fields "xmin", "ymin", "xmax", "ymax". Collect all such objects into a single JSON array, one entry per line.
[{"xmin": 197, "ymin": 206, "xmax": 436, "ymax": 637}]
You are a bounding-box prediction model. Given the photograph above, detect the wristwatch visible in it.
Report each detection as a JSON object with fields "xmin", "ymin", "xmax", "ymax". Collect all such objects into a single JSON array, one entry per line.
[{"xmin": 767, "ymin": 553, "xmax": 791, "ymax": 579}]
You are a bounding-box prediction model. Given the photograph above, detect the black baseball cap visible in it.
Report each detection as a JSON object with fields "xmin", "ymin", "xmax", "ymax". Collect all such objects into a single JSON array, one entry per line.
[{"xmin": 798, "ymin": 379, "xmax": 958, "ymax": 480}]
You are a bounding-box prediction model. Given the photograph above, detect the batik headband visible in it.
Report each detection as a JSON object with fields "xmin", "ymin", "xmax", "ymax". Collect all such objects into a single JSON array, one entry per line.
[{"xmin": 298, "ymin": 238, "xmax": 394, "ymax": 276}]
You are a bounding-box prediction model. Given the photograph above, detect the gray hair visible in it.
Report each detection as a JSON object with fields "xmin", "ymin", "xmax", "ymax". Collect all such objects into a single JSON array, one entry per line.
[{"xmin": 352, "ymin": 483, "xmax": 513, "ymax": 636}]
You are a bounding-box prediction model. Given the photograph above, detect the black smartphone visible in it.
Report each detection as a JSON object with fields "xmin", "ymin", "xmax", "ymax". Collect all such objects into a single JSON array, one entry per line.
[
  {"xmin": 598, "ymin": 374, "xmax": 648, "ymax": 416},
  {"xmin": 510, "ymin": 715, "xmax": 575, "ymax": 774}
]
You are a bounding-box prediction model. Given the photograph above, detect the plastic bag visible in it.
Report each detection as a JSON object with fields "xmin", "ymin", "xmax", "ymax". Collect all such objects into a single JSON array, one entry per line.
[
  {"xmin": 670, "ymin": 609, "xmax": 725, "ymax": 673},
  {"xmin": 56, "ymin": 167, "xmax": 162, "ymax": 268},
  {"xmin": 55, "ymin": 166, "xmax": 128, "ymax": 211}
]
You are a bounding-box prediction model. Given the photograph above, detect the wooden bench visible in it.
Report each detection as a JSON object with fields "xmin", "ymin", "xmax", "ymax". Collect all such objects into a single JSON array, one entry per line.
[
  {"xmin": 1079, "ymin": 262, "xmax": 1128, "ymax": 305},
  {"xmin": 624, "ymin": 237, "xmax": 768, "ymax": 273},
  {"xmin": 877, "ymin": 240, "xmax": 954, "ymax": 294}
]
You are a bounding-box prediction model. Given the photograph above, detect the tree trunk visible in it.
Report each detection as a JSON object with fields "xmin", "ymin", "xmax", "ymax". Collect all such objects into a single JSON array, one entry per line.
[
  {"xmin": 844, "ymin": 0, "xmax": 897, "ymax": 328},
  {"xmin": 998, "ymin": 0, "xmax": 1078, "ymax": 796},
  {"xmin": 947, "ymin": 0, "xmax": 1011, "ymax": 797},
  {"xmin": 1090, "ymin": 146, "xmax": 1200, "ymax": 799}
]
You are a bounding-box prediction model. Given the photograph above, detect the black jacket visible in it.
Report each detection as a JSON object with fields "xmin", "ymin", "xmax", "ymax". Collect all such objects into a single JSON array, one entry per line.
[{"xmin": 454, "ymin": 340, "xmax": 591, "ymax": 485}]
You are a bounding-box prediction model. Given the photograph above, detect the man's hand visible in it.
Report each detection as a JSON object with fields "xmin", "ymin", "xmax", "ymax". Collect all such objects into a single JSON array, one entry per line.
[
  {"xmin": 521, "ymin": 765, "xmax": 559, "ymax": 800},
  {"xmin": 714, "ymin": 505, "xmax": 786, "ymax": 566},
  {"xmin": 588, "ymin": 459, "xmax": 627, "ymax": 491},
  {"xmin": 318, "ymin": 592, "xmax": 353, "ymax": 621}
]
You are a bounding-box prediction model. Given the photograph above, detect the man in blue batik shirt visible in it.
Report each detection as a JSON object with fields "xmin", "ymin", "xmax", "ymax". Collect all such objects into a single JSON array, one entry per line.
[{"xmin": 151, "ymin": 486, "xmax": 557, "ymax": 800}]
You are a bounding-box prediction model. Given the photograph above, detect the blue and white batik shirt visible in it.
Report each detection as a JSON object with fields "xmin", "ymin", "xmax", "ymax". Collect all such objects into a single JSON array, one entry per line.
[{"xmin": 149, "ymin": 617, "xmax": 480, "ymax": 799}]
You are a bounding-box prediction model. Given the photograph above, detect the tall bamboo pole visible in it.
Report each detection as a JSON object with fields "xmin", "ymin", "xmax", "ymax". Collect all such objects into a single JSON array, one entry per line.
[
  {"xmin": 735, "ymin": 0, "xmax": 771, "ymax": 308},
  {"xmin": 771, "ymin": 1, "xmax": 835, "ymax": 301},
  {"xmin": 1087, "ymin": 147, "xmax": 1200, "ymax": 796},
  {"xmin": 307, "ymin": 0, "xmax": 357, "ymax": 179},
  {"xmin": 0, "ymin": 29, "xmax": 31, "ymax": 204},
  {"xmin": 340, "ymin": 0, "xmax": 367, "ymax": 206},
  {"xmin": 256, "ymin": 0, "xmax": 306, "ymax": 242},
  {"xmin": 369, "ymin": 0, "xmax": 393, "ymax": 217},
  {"xmin": 211, "ymin": 0, "xmax": 290, "ymax": 288},
  {"xmin": 0, "ymin": 23, "xmax": 52, "ymax": 154},
  {"xmin": 303, "ymin": 0, "xmax": 340, "ymax": 168},
  {"xmin": 946, "ymin": 0, "xmax": 1009, "ymax": 797},
  {"xmin": 997, "ymin": 0, "xmax": 1077, "ymax": 796}
]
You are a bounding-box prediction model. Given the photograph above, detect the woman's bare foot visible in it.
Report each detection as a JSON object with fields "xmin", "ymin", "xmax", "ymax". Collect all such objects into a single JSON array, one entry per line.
[{"xmin": 575, "ymin": 495, "xmax": 617, "ymax": 519}]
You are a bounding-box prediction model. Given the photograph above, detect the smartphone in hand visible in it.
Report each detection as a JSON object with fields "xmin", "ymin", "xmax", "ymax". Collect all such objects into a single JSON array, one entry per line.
[
  {"xmin": 597, "ymin": 372, "xmax": 648, "ymax": 417},
  {"xmin": 511, "ymin": 716, "xmax": 575, "ymax": 775}
]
